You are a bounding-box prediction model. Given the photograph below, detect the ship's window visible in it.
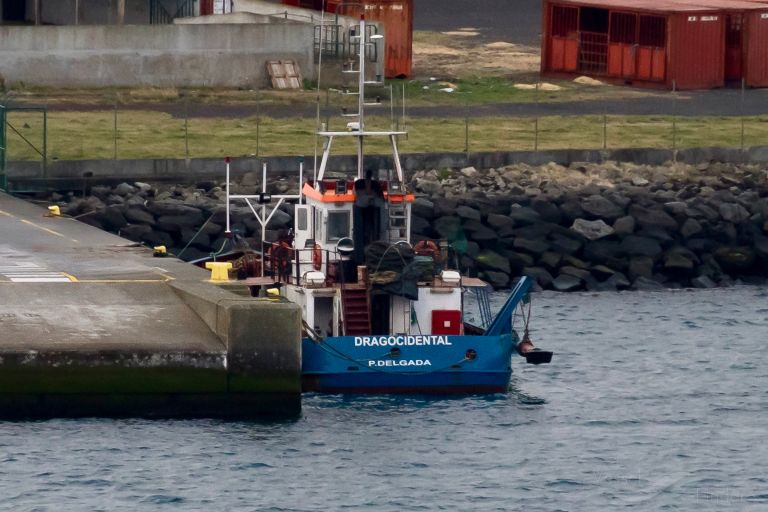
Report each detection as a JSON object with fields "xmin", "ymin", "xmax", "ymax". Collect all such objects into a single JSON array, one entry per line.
[
  {"xmin": 297, "ymin": 207, "xmax": 308, "ymax": 231},
  {"xmin": 327, "ymin": 211, "xmax": 350, "ymax": 242}
]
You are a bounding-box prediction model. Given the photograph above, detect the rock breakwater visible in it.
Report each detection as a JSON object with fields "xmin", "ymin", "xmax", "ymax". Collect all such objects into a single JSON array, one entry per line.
[{"xmin": 45, "ymin": 160, "xmax": 768, "ymax": 292}]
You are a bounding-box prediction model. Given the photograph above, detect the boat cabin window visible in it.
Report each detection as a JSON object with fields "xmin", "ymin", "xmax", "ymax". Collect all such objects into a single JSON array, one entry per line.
[
  {"xmin": 327, "ymin": 211, "xmax": 351, "ymax": 242},
  {"xmin": 297, "ymin": 207, "xmax": 308, "ymax": 231}
]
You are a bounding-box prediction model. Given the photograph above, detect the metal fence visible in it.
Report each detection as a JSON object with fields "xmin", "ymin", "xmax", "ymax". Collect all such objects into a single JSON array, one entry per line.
[{"xmin": 3, "ymin": 83, "xmax": 768, "ymax": 166}]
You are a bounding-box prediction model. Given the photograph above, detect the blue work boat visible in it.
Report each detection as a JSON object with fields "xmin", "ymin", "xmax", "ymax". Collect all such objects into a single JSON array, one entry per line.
[{"xmin": 217, "ymin": 16, "xmax": 552, "ymax": 393}]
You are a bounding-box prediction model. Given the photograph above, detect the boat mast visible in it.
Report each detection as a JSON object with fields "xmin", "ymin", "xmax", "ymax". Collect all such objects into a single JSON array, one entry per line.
[{"xmin": 357, "ymin": 16, "xmax": 366, "ymax": 180}]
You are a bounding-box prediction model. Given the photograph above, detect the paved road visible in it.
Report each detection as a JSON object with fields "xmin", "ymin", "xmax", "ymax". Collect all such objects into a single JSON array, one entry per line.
[{"xmin": 414, "ymin": 0, "xmax": 542, "ymax": 45}]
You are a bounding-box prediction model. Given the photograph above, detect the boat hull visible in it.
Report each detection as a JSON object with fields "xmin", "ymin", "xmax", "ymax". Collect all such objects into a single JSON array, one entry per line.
[{"xmin": 301, "ymin": 333, "xmax": 518, "ymax": 394}]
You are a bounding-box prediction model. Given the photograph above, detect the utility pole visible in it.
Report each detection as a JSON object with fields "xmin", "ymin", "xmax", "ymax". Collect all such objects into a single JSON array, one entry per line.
[
  {"xmin": 117, "ymin": 0, "xmax": 125, "ymax": 25},
  {"xmin": 34, "ymin": 0, "xmax": 41, "ymax": 25}
]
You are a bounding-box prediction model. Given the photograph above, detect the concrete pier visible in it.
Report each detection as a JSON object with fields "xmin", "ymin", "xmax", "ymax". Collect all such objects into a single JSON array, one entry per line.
[{"xmin": 0, "ymin": 192, "xmax": 301, "ymax": 419}]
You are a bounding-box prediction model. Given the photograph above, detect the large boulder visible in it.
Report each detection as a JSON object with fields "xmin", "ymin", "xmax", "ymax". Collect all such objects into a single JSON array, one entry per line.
[
  {"xmin": 486, "ymin": 213, "xmax": 515, "ymax": 231},
  {"xmin": 411, "ymin": 198, "xmax": 437, "ymax": 220},
  {"xmin": 119, "ymin": 224, "xmax": 152, "ymax": 242},
  {"xmin": 531, "ymin": 199, "xmax": 562, "ymax": 224},
  {"xmin": 719, "ymin": 203, "xmax": 750, "ymax": 224},
  {"xmin": 523, "ymin": 267, "xmax": 554, "ymax": 288},
  {"xmin": 456, "ymin": 205, "xmax": 481, "ymax": 221},
  {"xmin": 552, "ymin": 273, "xmax": 582, "ymax": 292},
  {"xmin": 714, "ymin": 246, "xmax": 756, "ymax": 271},
  {"xmin": 580, "ymin": 194, "xmax": 625, "ymax": 221},
  {"xmin": 620, "ymin": 235, "xmax": 663, "ymax": 258},
  {"xmin": 481, "ymin": 270, "xmax": 509, "ymax": 289},
  {"xmin": 628, "ymin": 256, "xmax": 654, "ymax": 280},
  {"xmin": 612, "ymin": 215, "xmax": 636, "ymax": 236},
  {"xmin": 629, "ymin": 204, "xmax": 679, "ymax": 231},
  {"xmin": 100, "ymin": 205, "xmax": 129, "ymax": 231},
  {"xmin": 570, "ymin": 219, "xmax": 614, "ymax": 241},
  {"xmin": 123, "ymin": 205, "xmax": 156, "ymax": 225},
  {"xmin": 508, "ymin": 206, "xmax": 541, "ymax": 226},
  {"xmin": 433, "ymin": 216, "xmax": 464, "ymax": 240},
  {"xmin": 475, "ymin": 250, "xmax": 511, "ymax": 274}
]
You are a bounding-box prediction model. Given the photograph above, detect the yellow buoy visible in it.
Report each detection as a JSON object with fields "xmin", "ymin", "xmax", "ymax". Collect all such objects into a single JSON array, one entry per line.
[{"xmin": 205, "ymin": 261, "xmax": 232, "ymax": 282}]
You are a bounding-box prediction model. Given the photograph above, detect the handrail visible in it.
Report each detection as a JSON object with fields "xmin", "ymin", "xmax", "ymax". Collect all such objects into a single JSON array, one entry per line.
[{"xmin": 483, "ymin": 276, "xmax": 532, "ymax": 337}]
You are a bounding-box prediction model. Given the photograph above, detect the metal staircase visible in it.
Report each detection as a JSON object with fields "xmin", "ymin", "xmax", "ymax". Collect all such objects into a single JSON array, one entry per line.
[{"xmin": 341, "ymin": 285, "xmax": 371, "ymax": 336}]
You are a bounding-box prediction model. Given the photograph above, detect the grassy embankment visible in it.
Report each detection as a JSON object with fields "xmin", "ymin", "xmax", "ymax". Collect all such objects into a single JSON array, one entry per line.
[{"xmin": 3, "ymin": 83, "xmax": 765, "ymax": 161}]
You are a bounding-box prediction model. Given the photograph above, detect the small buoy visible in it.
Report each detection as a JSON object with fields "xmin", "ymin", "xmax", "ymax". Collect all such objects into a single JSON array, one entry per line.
[
  {"xmin": 153, "ymin": 245, "xmax": 167, "ymax": 258},
  {"xmin": 47, "ymin": 205, "xmax": 61, "ymax": 217},
  {"xmin": 205, "ymin": 261, "xmax": 232, "ymax": 282}
]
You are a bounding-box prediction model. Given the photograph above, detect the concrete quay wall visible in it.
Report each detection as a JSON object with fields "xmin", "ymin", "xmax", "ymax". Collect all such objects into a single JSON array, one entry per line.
[
  {"xmin": 0, "ymin": 192, "xmax": 302, "ymax": 419},
  {"xmin": 0, "ymin": 23, "xmax": 315, "ymax": 88}
]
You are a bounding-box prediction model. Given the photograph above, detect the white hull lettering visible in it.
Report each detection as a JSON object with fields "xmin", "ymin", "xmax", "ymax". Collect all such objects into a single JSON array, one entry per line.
[
  {"xmin": 354, "ymin": 335, "xmax": 453, "ymax": 347},
  {"xmin": 367, "ymin": 359, "xmax": 432, "ymax": 367}
]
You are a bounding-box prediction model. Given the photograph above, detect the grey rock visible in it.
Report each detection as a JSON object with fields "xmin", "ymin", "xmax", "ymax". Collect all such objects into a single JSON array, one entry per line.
[
  {"xmin": 621, "ymin": 235, "xmax": 662, "ymax": 258},
  {"xmin": 590, "ymin": 265, "xmax": 616, "ymax": 280},
  {"xmin": 632, "ymin": 276, "xmax": 664, "ymax": 291},
  {"xmin": 460, "ymin": 166, "xmax": 478, "ymax": 178},
  {"xmin": 135, "ymin": 182, "xmax": 153, "ymax": 193},
  {"xmin": 755, "ymin": 236, "xmax": 768, "ymax": 258},
  {"xmin": 663, "ymin": 201, "xmax": 688, "ymax": 216},
  {"xmin": 629, "ymin": 204, "xmax": 679, "ymax": 231},
  {"xmin": 714, "ymin": 246, "xmax": 756, "ymax": 270},
  {"xmin": 680, "ymin": 218, "xmax": 703, "ymax": 238},
  {"xmin": 433, "ymin": 216, "xmax": 464, "ymax": 239},
  {"xmin": 482, "ymin": 270, "xmax": 509, "ymax": 289},
  {"xmin": 538, "ymin": 251, "xmax": 563, "ymax": 272},
  {"xmin": 411, "ymin": 198, "xmax": 436, "ymax": 220},
  {"xmin": 476, "ymin": 250, "xmax": 511, "ymax": 274},
  {"xmin": 552, "ymin": 274, "xmax": 583, "ymax": 292},
  {"xmin": 118, "ymin": 224, "xmax": 152, "ymax": 242},
  {"xmin": 508, "ymin": 206, "xmax": 541, "ymax": 226},
  {"xmin": 605, "ymin": 272, "xmax": 631, "ymax": 289},
  {"xmin": 100, "ymin": 206, "xmax": 128, "ymax": 231},
  {"xmin": 686, "ymin": 238, "xmax": 717, "ymax": 253},
  {"xmin": 570, "ymin": 218, "xmax": 614, "ymax": 241},
  {"xmin": 462, "ymin": 220, "xmax": 498, "ymax": 241},
  {"xmin": 523, "ymin": 267, "xmax": 554, "ymax": 288},
  {"xmin": 581, "ymin": 194, "xmax": 625, "ymax": 221},
  {"xmin": 628, "ymin": 256, "xmax": 654, "ymax": 280},
  {"xmin": 486, "ymin": 213, "xmax": 515, "ymax": 231},
  {"xmin": 691, "ymin": 275, "xmax": 717, "ymax": 289},
  {"xmin": 583, "ymin": 240, "xmax": 625, "ymax": 266},
  {"xmin": 147, "ymin": 200, "xmax": 203, "ymax": 218},
  {"xmin": 613, "ymin": 215, "xmax": 636, "ymax": 236},
  {"xmin": 410, "ymin": 216, "xmax": 432, "ymax": 235},
  {"xmin": 140, "ymin": 230, "xmax": 174, "ymax": 248},
  {"xmin": 719, "ymin": 203, "xmax": 751, "ymax": 224},
  {"xmin": 266, "ymin": 209, "xmax": 293, "ymax": 229},
  {"xmin": 531, "ymin": 199, "xmax": 562, "ymax": 224},
  {"xmin": 114, "ymin": 182, "xmax": 137, "ymax": 196},
  {"xmin": 513, "ymin": 237, "xmax": 550, "ymax": 255},
  {"xmin": 156, "ymin": 213, "xmax": 205, "ymax": 232},
  {"xmin": 549, "ymin": 233, "xmax": 583, "ymax": 255},
  {"xmin": 123, "ymin": 205, "xmax": 155, "ymax": 225},
  {"xmin": 456, "ymin": 205, "xmax": 481, "ymax": 221},
  {"xmin": 663, "ymin": 250, "xmax": 696, "ymax": 274},
  {"xmin": 560, "ymin": 265, "xmax": 592, "ymax": 281}
]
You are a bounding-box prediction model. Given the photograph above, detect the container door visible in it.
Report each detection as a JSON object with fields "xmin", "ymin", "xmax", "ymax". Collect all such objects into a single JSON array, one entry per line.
[
  {"xmin": 578, "ymin": 7, "xmax": 609, "ymax": 74},
  {"xmin": 548, "ymin": 5, "xmax": 579, "ymax": 72},
  {"xmin": 746, "ymin": 12, "xmax": 768, "ymax": 87},
  {"xmin": 636, "ymin": 15, "xmax": 666, "ymax": 82},
  {"xmin": 608, "ymin": 12, "xmax": 637, "ymax": 78},
  {"xmin": 725, "ymin": 14, "xmax": 744, "ymax": 83}
]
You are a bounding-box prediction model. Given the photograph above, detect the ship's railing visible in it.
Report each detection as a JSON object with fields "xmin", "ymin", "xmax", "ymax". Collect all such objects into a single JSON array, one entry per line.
[{"xmin": 261, "ymin": 242, "xmax": 354, "ymax": 288}]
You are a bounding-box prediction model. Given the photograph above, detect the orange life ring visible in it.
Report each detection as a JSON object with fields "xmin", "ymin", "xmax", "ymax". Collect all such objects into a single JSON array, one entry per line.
[{"xmin": 313, "ymin": 243, "xmax": 323, "ymax": 271}]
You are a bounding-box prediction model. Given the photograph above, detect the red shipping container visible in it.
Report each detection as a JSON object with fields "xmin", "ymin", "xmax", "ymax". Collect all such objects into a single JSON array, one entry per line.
[
  {"xmin": 283, "ymin": 0, "xmax": 413, "ymax": 78},
  {"xmin": 541, "ymin": 0, "xmax": 733, "ymax": 89}
]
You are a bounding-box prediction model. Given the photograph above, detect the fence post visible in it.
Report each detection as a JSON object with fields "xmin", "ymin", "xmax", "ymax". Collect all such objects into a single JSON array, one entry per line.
[
  {"xmin": 43, "ymin": 109, "xmax": 48, "ymax": 180},
  {"xmin": 534, "ymin": 81, "xmax": 540, "ymax": 152},
  {"xmin": 741, "ymin": 78, "xmax": 746, "ymax": 151},
  {"xmin": 0, "ymin": 105, "xmax": 6, "ymax": 191},
  {"xmin": 113, "ymin": 94, "xmax": 118, "ymax": 160},
  {"xmin": 184, "ymin": 92, "xmax": 190, "ymax": 161},
  {"xmin": 464, "ymin": 94, "xmax": 470, "ymax": 160},
  {"xmin": 672, "ymin": 80, "xmax": 677, "ymax": 152}
]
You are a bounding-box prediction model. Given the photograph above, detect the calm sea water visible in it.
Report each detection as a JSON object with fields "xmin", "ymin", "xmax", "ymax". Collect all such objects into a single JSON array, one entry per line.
[{"xmin": 1, "ymin": 287, "xmax": 767, "ymax": 511}]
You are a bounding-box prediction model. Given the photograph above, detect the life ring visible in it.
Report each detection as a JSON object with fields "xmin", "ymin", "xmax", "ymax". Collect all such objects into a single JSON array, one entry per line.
[
  {"xmin": 313, "ymin": 243, "xmax": 323, "ymax": 271},
  {"xmin": 413, "ymin": 240, "xmax": 441, "ymax": 262}
]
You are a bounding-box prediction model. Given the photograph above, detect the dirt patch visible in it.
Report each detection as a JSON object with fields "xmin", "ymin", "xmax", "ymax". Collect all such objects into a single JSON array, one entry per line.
[{"xmin": 413, "ymin": 31, "xmax": 541, "ymax": 78}]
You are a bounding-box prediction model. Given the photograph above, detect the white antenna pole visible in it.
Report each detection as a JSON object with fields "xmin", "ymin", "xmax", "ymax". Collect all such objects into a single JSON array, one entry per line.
[
  {"xmin": 313, "ymin": 0, "xmax": 327, "ymax": 188},
  {"xmin": 225, "ymin": 156, "xmax": 231, "ymax": 234},
  {"xmin": 299, "ymin": 159, "xmax": 304, "ymax": 205}
]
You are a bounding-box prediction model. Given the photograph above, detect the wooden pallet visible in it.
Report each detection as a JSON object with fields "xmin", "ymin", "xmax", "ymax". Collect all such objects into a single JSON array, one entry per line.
[{"xmin": 266, "ymin": 60, "xmax": 303, "ymax": 90}]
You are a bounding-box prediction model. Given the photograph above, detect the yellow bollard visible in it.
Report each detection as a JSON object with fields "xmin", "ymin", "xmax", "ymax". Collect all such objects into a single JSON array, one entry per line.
[
  {"xmin": 266, "ymin": 288, "xmax": 280, "ymax": 297},
  {"xmin": 153, "ymin": 245, "xmax": 167, "ymax": 257},
  {"xmin": 47, "ymin": 205, "xmax": 61, "ymax": 217},
  {"xmin": 205, "ymin": 261, "xmax": 232, "ymax": 282}
]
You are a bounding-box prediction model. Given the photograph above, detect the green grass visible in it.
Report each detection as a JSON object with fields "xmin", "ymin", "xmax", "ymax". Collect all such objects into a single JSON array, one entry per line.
[{"xmin": 5, "ymin": 109, "xmax": 766, "ymax": 161}]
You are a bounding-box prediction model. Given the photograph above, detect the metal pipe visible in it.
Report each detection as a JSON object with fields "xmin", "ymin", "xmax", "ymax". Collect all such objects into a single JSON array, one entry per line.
[{"xmin": 225, "ymin": 157, "xmax": 231, "ymax": 234}]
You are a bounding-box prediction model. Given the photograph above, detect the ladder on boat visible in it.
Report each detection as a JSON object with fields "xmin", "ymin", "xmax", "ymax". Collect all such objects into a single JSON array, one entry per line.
[
  {"xmin": 341, "ymin": 285, "xmax": 371, "ymax": 336},
  {"xmin": 387, "ymin": 194, "xmax": 408, "ymax": 242}
]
